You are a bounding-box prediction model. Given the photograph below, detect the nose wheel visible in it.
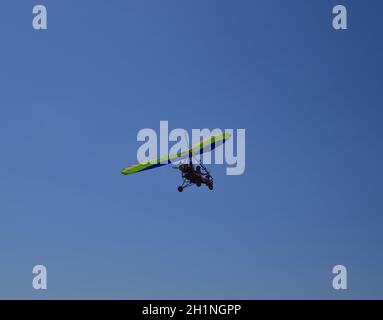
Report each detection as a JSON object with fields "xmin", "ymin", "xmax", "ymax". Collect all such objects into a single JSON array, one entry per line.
[{"xmin": 178, "ymin": 186, "xmax": 183, "ymax": 192}]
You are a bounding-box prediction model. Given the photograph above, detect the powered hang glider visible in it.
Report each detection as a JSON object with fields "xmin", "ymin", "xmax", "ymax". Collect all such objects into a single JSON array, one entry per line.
[{"xmin": 121, "ymin": 133, "xmax": 231, "ymax": 192}]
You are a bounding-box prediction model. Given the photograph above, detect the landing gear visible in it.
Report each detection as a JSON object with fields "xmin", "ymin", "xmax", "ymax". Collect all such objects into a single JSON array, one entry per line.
[
  {"xmin": 196, "ymin": 182, "xmax": 201, "ymax": 187},
  {"xmin": 208, "ymin": 184, "xmax": 213, "ymax": 190},
  {"xmin": 178, "ymin": 186, "xmax": 183, "ymax": 192}
]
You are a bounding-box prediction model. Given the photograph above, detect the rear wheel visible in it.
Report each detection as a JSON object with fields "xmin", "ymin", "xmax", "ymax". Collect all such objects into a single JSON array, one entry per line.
[
  {"xmin": 178, "ymin": 186, "xmax": 183, "ymax": 192},
  {"xmin": 208, "ymin": 184, "xmax": 213, "ymax": 190},
  {"xmin": 196, "ymin": 182, "xmax": 201, "ymax": 187}
]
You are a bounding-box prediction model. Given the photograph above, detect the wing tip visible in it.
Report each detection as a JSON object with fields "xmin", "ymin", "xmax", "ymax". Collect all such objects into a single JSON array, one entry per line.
[{"xmin": 223, "ymin": 132, "xmax": 231, "ymax": 140}]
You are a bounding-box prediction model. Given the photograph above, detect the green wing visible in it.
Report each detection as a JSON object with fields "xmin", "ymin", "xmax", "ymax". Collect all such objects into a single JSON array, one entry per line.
[{"xmin": 121, "ymin": 132, "xmax": 231, "ymax": 175}]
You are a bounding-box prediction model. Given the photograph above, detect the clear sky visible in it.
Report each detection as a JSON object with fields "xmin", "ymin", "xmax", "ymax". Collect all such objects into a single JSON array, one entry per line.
[{"xmin": 0, "ymin": 0, "xmax": 382, "ymax": 299}]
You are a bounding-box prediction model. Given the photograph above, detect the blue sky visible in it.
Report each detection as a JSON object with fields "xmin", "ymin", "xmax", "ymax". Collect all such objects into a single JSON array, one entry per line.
[{"xmin": 0, "ymin": 0, "xmax": 382, "ymax": 299}]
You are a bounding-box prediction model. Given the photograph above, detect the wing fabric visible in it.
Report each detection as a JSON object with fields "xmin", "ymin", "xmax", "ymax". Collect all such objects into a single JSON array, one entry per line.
[{"xmin": 121, "ymin": 132, "xmax": 231, "ymax": 175}]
